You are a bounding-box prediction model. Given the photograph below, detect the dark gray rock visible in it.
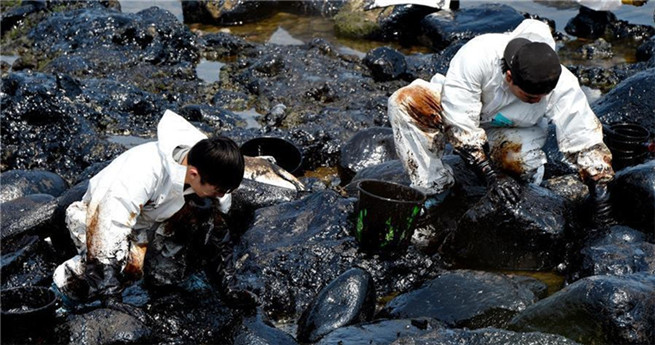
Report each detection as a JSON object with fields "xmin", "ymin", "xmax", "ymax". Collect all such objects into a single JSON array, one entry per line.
[
  {"xmin": 234, "ymin": 312, "xmax": 299, "ymax": 345},
  {"xmin": 379, "ymin": 270, "xmax": 541, "ymax": 329},
  {"xmin": 1, "ymin": 234, "xmax": 59, "ymax": 289},
  {"xmin": 297, "ymin": 267, "xmax": 376, "ymax": 342},
  {"xmin": 0, "ymin": 169, "xmax": 69, "ymax": 202},
  {"xmin": 419, "ymin": 4, "xmax": 525, "ymax": 50},
  {"xmin": 508, "ymin": 273, "xmax": 655, "ymax": 345},
  {"xmin": 443, "ymin": 184, "xmax": 571, "ymax": 270},
  {"xmin": 565, "ymin": 6, "xmax": 617, "ymax": 39},
  {"xmin": 339, "ymin": 127, "xmax": 397, "ymax": 184},
  {"xmin": 317, "ymin": 317, "xmax": 445, "ymax": 345},
  {"xmin": 593, "ymin": 68, "xmax": 655, "ymax": 135},
  {"xmin": 363, "ymin": 47, "xmax": 407, "ymax": 82},
  {"xmin": 391, "ymin": 327, "xmax": 581, "ymax": 345},
  {"xmin": 0, "ymin": 193, "xmax": 55, "ymax": 241},
  {"xmin": 578, "ymin": 225, "xmax": 655, "ymax": 278},
  {"xmin": 610, "ymin": 160, "xmax": 655, "ymax": 233}
]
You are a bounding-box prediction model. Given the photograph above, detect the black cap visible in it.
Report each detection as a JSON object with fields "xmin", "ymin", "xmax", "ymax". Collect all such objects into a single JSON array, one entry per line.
[{"xmin": 504, "ymin": 38, "xmax": 561, "ymax": 95}]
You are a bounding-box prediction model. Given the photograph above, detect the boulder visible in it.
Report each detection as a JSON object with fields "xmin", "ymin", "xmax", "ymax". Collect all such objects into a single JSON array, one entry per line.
[
  {"xmin": 593, "ymin": 69, "xmax": 655, "ymax": 135},
  {"xmin": 234, "ymin": 312, "xmax": 299, "ymax": 345},
  {"xmin": 577, "ymin": 225, "xmax": 655, "ymax": 278},
  {"xmin": 363, "ymin": 47, "xmax": 407, "ymax": 82},
  {"xmin": 297, "ymin": 267, "xmax": 376, "ymax": 342},
  {"xmin": 317, "ymin": 317, "xmax": 444, "ymax": 345},
  {"xmin": 443, "ymin": 184, "xmax": 571, "ymax": 270},
  {"xmin": 610, "ymin": 160, "xmax": 655, "ymax": 233},
  {"xmin": 509, "ymin": 274, "xmax": 655, "ymax": 345},
  {"xmin": 391, "ymin": 327, "xmax": 581, "ymax": 345},
  {"xmin": 379, "ymin": 270, "xmax": 543, "ymax": 328},
  {"xmin": 0, "ymin": 169, "xmax": 69, "ymax": 203},
  {"xmin": 419, "ymin": 4, "xmax": 525, "ymax": 50},
  {"xmin": 338, "ymin": 127, "xmax": 397, "ymax": 184}
]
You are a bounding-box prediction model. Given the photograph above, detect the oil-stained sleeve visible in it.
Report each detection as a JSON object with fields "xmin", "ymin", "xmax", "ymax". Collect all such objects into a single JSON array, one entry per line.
[
  {"xmin": 547, "ymin": 69, "xmax": 614, "ymax": 181},
  {"xmin": 440, "ymin": 39, "xmax": 489, "ymax": 154}
]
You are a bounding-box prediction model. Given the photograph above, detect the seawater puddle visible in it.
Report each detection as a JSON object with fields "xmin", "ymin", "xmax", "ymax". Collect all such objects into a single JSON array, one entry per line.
[
  {"xmin": 497, "ymin": 269, "xmax": 566, "ymax": 296},
  {"xmin": 232, "ymin": 108, "xmax": 263, "ymax": 129},
  {"xmin": 196, "ymin": 59, "xmax": 225, "ymax": 84}
]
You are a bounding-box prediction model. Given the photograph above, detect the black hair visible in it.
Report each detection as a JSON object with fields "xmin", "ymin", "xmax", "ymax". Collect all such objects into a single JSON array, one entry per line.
[{"xmin": 187, "ymin": 136, "xmax": 244, "ymax": 192}]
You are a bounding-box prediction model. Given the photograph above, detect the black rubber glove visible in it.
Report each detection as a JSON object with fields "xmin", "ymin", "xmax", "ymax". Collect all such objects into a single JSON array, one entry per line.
[
  {"xmin": 589, "ymin": 179, "xmax": 615, "ymax": 228},
  {"xmin": 102, "ymin": 295, "xmax": 148, "ymax": 323},
  {"xmin": 456, "ymin": 146, "xmax": 522, "ymax": 205}
]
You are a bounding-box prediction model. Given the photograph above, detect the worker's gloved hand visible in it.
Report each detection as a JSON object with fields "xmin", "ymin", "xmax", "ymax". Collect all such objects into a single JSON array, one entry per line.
[
  {"xmin": 102, "ymin": 295, "xmax": 147, "ymax": 324},
  {"xmin": 488, "ymin": 174, "xmax": 522, "ymax": 205},
  {"xmin": 589, "ymin": 179, "xmax": 616, "ymax": 229},
  {"xmin": 457, "ymin": 146, "xmax": 522, "ymax": 205}
]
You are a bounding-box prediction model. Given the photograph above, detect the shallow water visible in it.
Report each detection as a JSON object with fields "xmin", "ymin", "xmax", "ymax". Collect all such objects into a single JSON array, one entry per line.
[{"xmin": 118, "ymin": 0, "xmax": 654, "ymax": 79}]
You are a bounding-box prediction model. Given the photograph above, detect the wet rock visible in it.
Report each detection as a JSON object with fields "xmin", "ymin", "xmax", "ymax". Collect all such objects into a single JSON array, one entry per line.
[
  {"xmin": 0, "ymin": 169, "xmax": 68, "ymax": 202},
  {"xmin": 508, "ymin": 273, "xmax": 655, "ymax": 345},
  {"xmin": 1, "ymin": 234, "xmax": 59, "ymax": 289},
  {"xmin": 201, "ymin": 32, "xmax": 255, "ymax": 59},
  {"xmin": 443, "ymin": 184, "xmax": 571, "ymax": 270},
  {"xmin": 572, "ymin": 38, "xmax": 614, "ymax": 60},
  {"xmin": 181, "ymin": 0, "xmax": 278, "ymax": 25},
  {"xmin": 0, "ymin": 194, "xmax": 55, "ymax": 241},
  {"xmin": 234, "ymin": 190, "xmax": 445, "ymax": 320},
  {"xmin": 636, "ymin": 36, "xmax": 655, "ymax": 63},
  {"xmin": 419, "ymin": 4, "xmax": 525, "ymax": 50},
  {"xmin": 392, "ymin": 327, "xmax": 581, "ymax": 345},
  {"xmin": 54, "ymin": 308, "xmax": 151, "ymax": 345},
  {"xmin": 234, "ymin": 312, "xmax": 300, "ymax": 345},
  {"xmin": 0, "ymin": 0, "xmax": 46, "ymax": 34},
  {"xmin": 565, "ymin": 6, "xmax": 616, "ymax": 39},
  {"xmin": 593, "ymin": 68, "xmax": 655, "ymax": 134},
  {"xmin": 1, "ymin": 72, "xmax": 126, "ymax": 184},
  {"xmin": 376, "ymin": 5, "xmax": 441, "ymax": 43},
  {"xmin": 363, "ymin": 47, "xmax": 407, "ymax": 82},
  {"xmin": 297, "ymin": 267, "xmax": 376, "ymax": 342},
  {"xmin": 338, "ymin": 127, "xmax": 397, "ymax": 184},
  {"xmin": 577, "ymin": 225, "xmax": 655, "ymax": 278},
  {"xmin": 178, "ymin": 103, "xmax": 242, "ymax": 131},
  {"xmin": 379, "ymin": 270, "xmax": 541, "ymax": 329},
  {"xmin": 317, "ymin": 317, "xmax": 445, "ymax": 345},
  {"xmin": 610, "ymin": 160, "xmax": 655, "ymax": 233},
  {"xmin": 404, "ymin": 41, "xmax": 464, "ymax": 81}
]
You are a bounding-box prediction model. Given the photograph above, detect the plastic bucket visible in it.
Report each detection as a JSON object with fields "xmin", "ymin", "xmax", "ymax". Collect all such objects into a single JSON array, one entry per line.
[
  {"xmin": 240, "ymin": 137, "xmax": 303, "ymax": 175},
  {"xmin": 1, "ymin": 286, "xmax": 58, "ymax": 334},
  {"xmin": 603, "ymin": 122, "xmax": 651, "ymax": 170},
  {"xmin": 355, "ymin": 180, "xmax": 426, "ymax": 256}
]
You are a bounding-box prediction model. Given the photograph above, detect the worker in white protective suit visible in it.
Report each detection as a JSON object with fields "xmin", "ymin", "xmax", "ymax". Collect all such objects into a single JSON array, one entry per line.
[
  {"xmin": 53, "ymin": 110, "xmax": 257, "ymax": 316},
  {"xmin": 389, "ymin": 19, "xmax": 615, "ymax": 227}
]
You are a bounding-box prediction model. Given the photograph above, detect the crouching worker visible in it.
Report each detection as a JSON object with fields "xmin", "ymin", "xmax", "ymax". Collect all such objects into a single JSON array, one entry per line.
[
  {"xmin": 388, "ymin": 19, "xmax": 615, "ymax": 228},
  {"xmin": 53, "ymin": 110, "xmax": 257, "ymax": 316}
]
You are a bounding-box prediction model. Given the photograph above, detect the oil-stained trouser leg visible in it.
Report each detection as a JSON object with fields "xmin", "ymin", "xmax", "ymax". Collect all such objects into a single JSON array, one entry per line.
[
  {"xmin": 388, "ymin": 77, "xmax": 455, "ymax": 196},
  {"xmin": 485, "ymin": 125, "xmax": 548, "ymax": 185},
  {"xmin": 53, "ymin": 201, "xmax": 91, "ymax": 302}
]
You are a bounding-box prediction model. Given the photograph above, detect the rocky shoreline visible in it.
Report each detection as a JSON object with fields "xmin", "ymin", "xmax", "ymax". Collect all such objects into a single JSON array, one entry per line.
[{"xmin": 1, "ymin": 1, "xmax": 654, "ymax": 344}]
